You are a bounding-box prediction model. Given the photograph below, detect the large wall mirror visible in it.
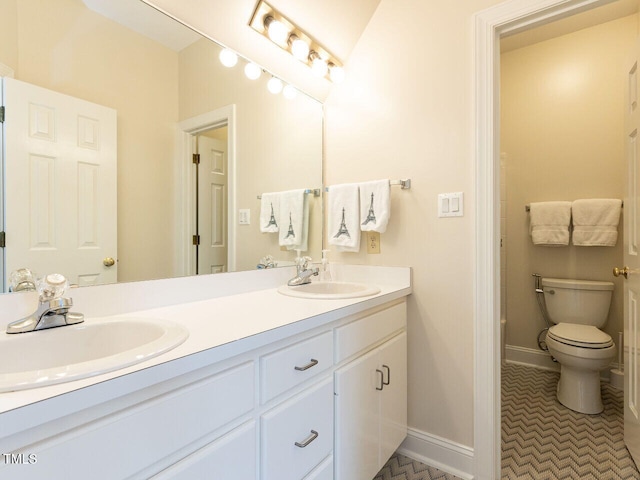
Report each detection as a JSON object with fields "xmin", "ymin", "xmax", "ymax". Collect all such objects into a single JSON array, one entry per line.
[{"xmin": 0, "ymin": 0, "xmax": 323, "ymax": 292}]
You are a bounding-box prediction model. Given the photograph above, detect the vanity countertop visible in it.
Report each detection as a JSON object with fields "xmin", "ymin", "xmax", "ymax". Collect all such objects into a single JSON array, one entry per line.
[{"xmin": 0, "ymin": 265, "xmax": 411, "ymax": 427}]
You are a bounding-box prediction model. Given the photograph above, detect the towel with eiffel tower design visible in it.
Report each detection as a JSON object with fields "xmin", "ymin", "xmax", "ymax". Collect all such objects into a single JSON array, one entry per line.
[
  {"xmin": 328, "ymin": 183, "xmax": 361, "ymax": 252},
  {"xmin": 359, "ymin": 179, "xmax": 390, "ymax": 233},
  {"xmin": 278, "ymin": 189, "xmax": 309, "ymax": 251},
  {"xmin": 259, "ymin": 192, "xmax": 281, "ymax": 233}
]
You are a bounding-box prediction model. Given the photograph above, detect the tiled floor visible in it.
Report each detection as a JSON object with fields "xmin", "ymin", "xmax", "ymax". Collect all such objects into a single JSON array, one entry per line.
[
  {"xmin": 374, "ymin": 452, "xmax": 462, "ymax": 480},
  {"xmin": 502, "ymin": 363, "xmax": 640, "ymax": 479}
]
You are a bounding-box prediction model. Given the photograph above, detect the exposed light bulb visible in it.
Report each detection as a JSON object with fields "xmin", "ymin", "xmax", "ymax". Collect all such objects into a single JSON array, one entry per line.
[
  {"xmin": 311, "ymin": 55, "xmax": 328, "ymax": 78},
  {"xmin": 244, "ymin": 63, "xmax": 262, "ymax": 80},
  {"xmin": 329, "ymin": 64, "xmax": 345, "ymax": 83},
  {"xmin": 266, "ymin": 17, "xmax": 289, "ymax": 46},
  {"xmin": 283, "ymin": 84, "xmax": 297, "ymax": 100},
  {"xmin": 219, "ymin": 48, "xmax": 238, "ymax": 68},
  {"xmin": 289, "ymin": 35, "xmax": 310, "ymax": 62},
  {"xmin": 267, "ymin": 77, "xmax": 283, "ymax": 94}
]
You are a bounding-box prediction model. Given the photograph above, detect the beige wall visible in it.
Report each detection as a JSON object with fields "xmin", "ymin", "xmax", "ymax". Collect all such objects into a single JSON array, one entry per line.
[
  {"xmin": 179, "ymin": 38, "xmax": 323, "ymax": 270},
  {"xmin": 324, "ymin": 0, "xmax": 504, "ymax": 447},
  {"xmin": 0, "ymin": 0, "xmax": 179, "ymax": 283},
  {"xmin": 501, "ymin": 15, "xmax": 636, "ymax": 352}
]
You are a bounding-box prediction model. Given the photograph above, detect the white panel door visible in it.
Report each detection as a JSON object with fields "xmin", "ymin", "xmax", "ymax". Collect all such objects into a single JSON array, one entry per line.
[
  {"xmin": 197, "ymin": 135, "xmax": 227, "ymax": 274},
  {"xmin": 624, "ymin": 40, "xmax": 640, "ymax": 465},
  {"xmin": 3, "ymin": 78, "xmax": 117, "ymax": 287},
  {"xmin": 379, "ymin": 332, "xmax": 408, "ymax": 464}
]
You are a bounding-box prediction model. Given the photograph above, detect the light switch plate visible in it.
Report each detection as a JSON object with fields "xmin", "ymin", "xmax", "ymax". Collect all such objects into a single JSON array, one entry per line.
[
  {"xmin": 238, "ymin": 209, "xmax": 250, "ymax": 225},
  {"xmin": 438, "ymin": 192, "xmax": 464, "ymax": 217}
]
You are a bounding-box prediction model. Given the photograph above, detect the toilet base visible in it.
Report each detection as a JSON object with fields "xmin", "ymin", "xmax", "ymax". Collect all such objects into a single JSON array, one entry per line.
[{"xmin": 556, "ymin": 364, "xmax": 603, "ymax": 414}]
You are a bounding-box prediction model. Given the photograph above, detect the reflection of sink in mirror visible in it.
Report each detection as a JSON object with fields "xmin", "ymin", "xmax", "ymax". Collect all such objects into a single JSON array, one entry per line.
[
  {"xmin": 278, "ymin": 282, "xmax": 381, "ymax": 299},
  {"xmin": 0, "ymin": 318, "xmax": 188, "ymax": 392}
]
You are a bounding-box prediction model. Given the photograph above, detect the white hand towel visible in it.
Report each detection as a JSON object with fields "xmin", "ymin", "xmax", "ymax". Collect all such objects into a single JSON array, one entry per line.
[
  {"xmin": 359, "ymin": 180, "xmax": 390, "ymax": 233},
  {"xmin": 287, "ymin": 196, "xmax": 309, "ymax": 252},
  {"xmin": 278, "ymin": 189, "xmax": 307, "ymax": 249},
  {"xmin": 572, "ymin": 199, "xmax": 622, "ymax": 247},
  {"xmin": 529, "ymin": 201, "xmax": 571, "ymax": 246},
  {"xmin": 260, "ymin": 192, "xmax": 281, "ymax": 233},
  {"xmin": 328, "ymin": 183, "xmax": 361, "ymax": 252}
]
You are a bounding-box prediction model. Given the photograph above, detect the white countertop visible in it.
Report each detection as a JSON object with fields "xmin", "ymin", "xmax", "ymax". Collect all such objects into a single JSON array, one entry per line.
[{"xmin": 0, "ymin": 265, "xmax": 411, "ymax": 428}]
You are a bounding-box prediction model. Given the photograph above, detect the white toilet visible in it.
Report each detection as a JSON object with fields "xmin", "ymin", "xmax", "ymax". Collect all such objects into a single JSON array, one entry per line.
[{"xmin": 542, "ymin": 277, "xmax": 617, "ymax": 414}]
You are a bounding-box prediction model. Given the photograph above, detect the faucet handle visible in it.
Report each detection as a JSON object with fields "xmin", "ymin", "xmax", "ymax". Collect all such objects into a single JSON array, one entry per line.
[
  {"xmin": 37, "ymin": 273, "xmax": 69, "ymax": 302},
  {"xmin": 9, "ymin": 268, "xmax": 36, "ymax": 292}
]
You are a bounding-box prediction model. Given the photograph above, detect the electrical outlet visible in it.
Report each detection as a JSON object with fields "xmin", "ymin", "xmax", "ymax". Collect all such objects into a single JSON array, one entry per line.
[{"xmin": 366, "ymin": 231, "xmax": 381, "ymax": 254}]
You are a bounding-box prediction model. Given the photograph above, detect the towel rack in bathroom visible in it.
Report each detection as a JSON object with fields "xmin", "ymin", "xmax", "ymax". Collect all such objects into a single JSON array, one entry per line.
[
  {"xmin": 256, "ymin": 188, "xmax": 321, "ymax": 200},
  {"xmin": 525, "ymin": 201, "xmax": 624, "ymax": 212},
  {"xmin": 325, "ymin": 178, "xmax": 412, "ymax": 192}
]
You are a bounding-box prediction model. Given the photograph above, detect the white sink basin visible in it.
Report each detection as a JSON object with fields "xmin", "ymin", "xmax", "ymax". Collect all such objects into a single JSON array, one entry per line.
[
  {"xmin": 0, "ymin": 317, "xmax": 189, "ymax": 392},
  {"xmin": 278, "ymin": 281, "xmax": 381, "ymax": 299}
]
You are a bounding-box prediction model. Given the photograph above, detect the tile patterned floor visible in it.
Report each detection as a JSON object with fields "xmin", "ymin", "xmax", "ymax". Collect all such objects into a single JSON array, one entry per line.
[
  {"xmin": 374, "ymin": 452, "xmax": 462, "ymax": 480},
  {"xmin": 501, "ymin": 363, "xmax": 640, "ymax": 479}
]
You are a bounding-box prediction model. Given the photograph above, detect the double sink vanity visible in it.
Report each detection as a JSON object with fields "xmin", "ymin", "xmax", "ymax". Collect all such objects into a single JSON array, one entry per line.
[{"xmin": 0, "ymin": 264, "xmax": 411, "ymax": 480}]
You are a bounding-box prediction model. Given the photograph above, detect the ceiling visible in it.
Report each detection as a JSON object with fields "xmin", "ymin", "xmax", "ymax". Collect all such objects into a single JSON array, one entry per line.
[
  {"xmin": 501, "ymin": 0, "xmax": 639, "ymax": 52},
  {"xmin": 120, "ymin": 0, "xmax": 382, "ymax": 101}
]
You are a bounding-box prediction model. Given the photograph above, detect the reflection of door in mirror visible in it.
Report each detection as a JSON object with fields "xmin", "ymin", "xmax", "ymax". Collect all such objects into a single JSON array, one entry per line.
[
  {"xmin": 196, "ymin": 127, "xmax": 228, "ymax": 275},
  {"xmin": 2, "ymin": 78, "xmax": 117, "ymax": 291}
]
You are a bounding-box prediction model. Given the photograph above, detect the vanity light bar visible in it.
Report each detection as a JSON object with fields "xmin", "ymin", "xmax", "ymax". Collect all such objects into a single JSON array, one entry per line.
[{"xmin": 249, "ymin": 0, "xmax": 343, "ymax": 82}]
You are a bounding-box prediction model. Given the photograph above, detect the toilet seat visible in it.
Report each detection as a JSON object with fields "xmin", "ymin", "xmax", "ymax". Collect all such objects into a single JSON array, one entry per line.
[{"xmin": 548, "ymin": 323, "xmax": 613, "ymax": 349}]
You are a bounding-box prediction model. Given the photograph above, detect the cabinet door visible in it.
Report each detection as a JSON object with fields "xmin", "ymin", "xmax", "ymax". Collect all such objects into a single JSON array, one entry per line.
[
  {"xmin": 334, "ymin": 347, "xmax": 381, "ymax": 480},
  {"xmin": 379, "ymin": 332, "xmax": 407, "ymax": 464},
  {"xmin": 151, "ymin": 421, "xmax": 256, "ymax": 480}
]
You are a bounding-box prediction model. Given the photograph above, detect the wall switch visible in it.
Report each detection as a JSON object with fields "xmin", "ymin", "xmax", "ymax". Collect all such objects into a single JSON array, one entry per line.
[
  {"xmin": 238, "ymin": 209, "xmax": 250, "ymax": 225},
  {"xmin": 366, "ymin": 231, "xmax": 381, "ymax": 254},
  {"xmin": 438, "ymin": 192, "xmax": 464, "ymax": 217}
]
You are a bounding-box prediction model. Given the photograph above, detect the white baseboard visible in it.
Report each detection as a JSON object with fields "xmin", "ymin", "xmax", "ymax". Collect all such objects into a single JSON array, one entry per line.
[
  {"xmin": 398, "ymin": 427, "xmax": 474, "ymax": 480},
  {"xmin": 505, "ymin": 344, "xmax": 559, "ymax": 372}
]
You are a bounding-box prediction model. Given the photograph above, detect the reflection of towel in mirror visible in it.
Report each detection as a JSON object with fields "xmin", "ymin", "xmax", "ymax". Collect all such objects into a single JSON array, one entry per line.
[
  {"xmin": 260, "ymin": 192, "xmax": 281, "ymax": 233},
  {"xmin": 359, "ymin": 180, "xmax": 390, "ymax": 233},
  {"xmin": 529, "ymin": 201, "xmax": 571, "ymax": 246},
  {"xmin": 572, "ymin": 199, "xmax": 622, "ymax": 247},
  {"xmin": 328, "ymin": 183, "xmax": 360, "ymax": 252},
  {"xmin": 279, "ymin": 189, "xmax": 308, "ymax": 251}
]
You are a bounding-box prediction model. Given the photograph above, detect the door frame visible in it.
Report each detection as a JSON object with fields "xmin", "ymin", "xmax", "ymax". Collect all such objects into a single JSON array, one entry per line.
[
  {"xmin": 175, "ymin": 105, "xmax": 236, "ymax": 276},
  {"xmin": 473, "ymin": 0, "xmax": 611, "ymax": 478}
]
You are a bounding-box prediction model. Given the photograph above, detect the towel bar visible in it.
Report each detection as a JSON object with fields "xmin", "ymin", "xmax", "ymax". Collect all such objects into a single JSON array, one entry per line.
[
  {"xmin": 325, "ymin": 178, "xmax": 412, "ymax": 192},
  {"xmin": 257, "ymin": 188, "xmax": 321, "ymax": 200},
  {"xmin": 525, "ymin": 201, "xmax": 624, "ymax": 212}
]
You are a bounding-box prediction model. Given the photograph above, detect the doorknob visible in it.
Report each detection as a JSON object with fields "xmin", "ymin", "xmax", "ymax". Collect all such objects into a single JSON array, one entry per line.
[
  {"xmin": 613, "ymin": 266, "xmax": 629, "ymax": 279},
  {"xmin": 103, "ymin": 257, "xmax": 116, "ymax": 267}
]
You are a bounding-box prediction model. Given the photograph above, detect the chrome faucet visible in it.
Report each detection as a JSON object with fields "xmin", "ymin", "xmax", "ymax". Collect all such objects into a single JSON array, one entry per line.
[
  {"xmin": 6, "ymin": 271, "xmax": 84, "ymax": 334},
  {"xmin": 287, "ymin": 256, "xmax": 319, "ymax": 286}
]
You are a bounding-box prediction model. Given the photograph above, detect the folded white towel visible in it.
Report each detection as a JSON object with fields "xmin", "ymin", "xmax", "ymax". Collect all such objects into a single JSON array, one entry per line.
[
  {"xmin": 572, "ymin": 199, "xmax": 622, "ymax": 247},
  {"xmin": 278, "ymin": 189, "xmax": 308, "ymax": 250},
  {"xmin": 286, "ymin": 197, "xmax": 309, "ymax": 252},
  {"xmin": 529, "ymin": 201, "xmax": 571, "ymax": 246},
  {"xmin": 328, "ymin": 183, "xmax": 361, "ymax": 252},
  {"xmin": 260, "ymin": 192, "xmax": 281, "ymax": 233},
  {"xmin": 359, "ymin": 180, "xmax": 390, "ymax": 233}
]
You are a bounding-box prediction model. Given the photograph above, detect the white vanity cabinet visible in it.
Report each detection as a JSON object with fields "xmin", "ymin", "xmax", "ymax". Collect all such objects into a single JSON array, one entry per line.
[
  {"xmin": 0, "ymin": 296, "xmax": 408, "ymax": 480},
  {"xmin": 334, "ymin": 304, "xmax": 408, "ymax": 480}
]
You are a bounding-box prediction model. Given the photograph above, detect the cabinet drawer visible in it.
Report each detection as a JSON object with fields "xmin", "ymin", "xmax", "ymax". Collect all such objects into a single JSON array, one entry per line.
[
  {"xmin": 151, "ymin": 421, "xmax": 256, "ymax": 480},
  {"xmin": 335, "ymin": 302, "xmax": 406, "ymax": 362},
  {"xmin": 1, "ymin": 362, "xmax": 255, "ymax": 480},
  {"xmin": 261, "ymin": 377, "xmax": 333, "ymax": 480},
  {"xmin": 303, "ymin": 455, "xmax": 333, "ymax": 480},
  {"xmin": 261, "ymin": 331, "xmax": 333, "ymax": 403}
]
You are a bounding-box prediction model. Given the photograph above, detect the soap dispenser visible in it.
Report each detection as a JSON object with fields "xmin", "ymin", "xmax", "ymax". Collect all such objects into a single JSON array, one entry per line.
[{"xmin": 320, "ymin": 249, "xmax": 332, "ymax": 282}]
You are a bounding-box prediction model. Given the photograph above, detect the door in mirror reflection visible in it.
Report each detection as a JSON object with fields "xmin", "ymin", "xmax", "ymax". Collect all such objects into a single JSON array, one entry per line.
[
  {"xmin": 196, "ymin": 127, "xmax": 228, "ymax": 274},
  {"xmin": 2, "ymin": 78, "xmax": 117, "ymax": 289}
]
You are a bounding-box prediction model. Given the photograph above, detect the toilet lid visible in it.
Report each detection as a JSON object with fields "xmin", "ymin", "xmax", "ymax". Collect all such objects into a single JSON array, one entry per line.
[{"xmin": 548, "ymin": 323, "xmax": 613, "ymax": 349}]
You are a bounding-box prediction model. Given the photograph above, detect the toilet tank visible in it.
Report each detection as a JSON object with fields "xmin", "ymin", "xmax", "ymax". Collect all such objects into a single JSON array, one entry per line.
[{"xmin": 541, "ymin": 278, "xmax": 614, "ymax": 327}]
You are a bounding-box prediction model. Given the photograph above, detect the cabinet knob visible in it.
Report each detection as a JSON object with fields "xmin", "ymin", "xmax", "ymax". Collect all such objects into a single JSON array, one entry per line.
[{"xmin": 294, "ymin": 430, "xmax": 318, "ymax": 448}]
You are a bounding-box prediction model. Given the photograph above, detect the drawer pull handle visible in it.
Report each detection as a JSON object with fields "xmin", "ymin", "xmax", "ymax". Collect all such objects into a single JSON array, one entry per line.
[
  {"xmin": 382, "ymin": 365, "xmax": 391, "ymax": 386},
  {"xmin": 295, "ymin": 430, "xmax": 319, "ymax": 448},
  {"xmin": 294, "ymin": 359, "xmax": 318, "ymax": 371},
  {"xmin": 376, "ymin": 369, "xmax": 384, "ymax": 390}
]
